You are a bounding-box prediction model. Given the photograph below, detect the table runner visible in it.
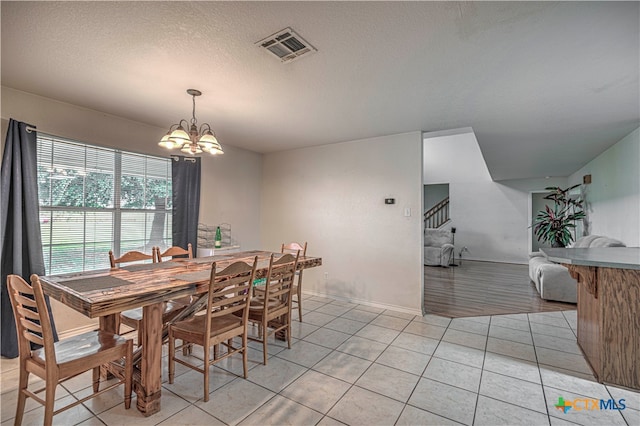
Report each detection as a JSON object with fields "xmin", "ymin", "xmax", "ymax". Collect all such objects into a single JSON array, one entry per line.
[
  {"xmin": 61, "ymin": 276, "xmax": 133, "ymax": 292},
  {"xmin": 184, "ymin": 256, "xmax": 234, "ymax": 265},
  {"xmin": 121, "ymin": 261, "xmax": 181, "ymax": 272}
]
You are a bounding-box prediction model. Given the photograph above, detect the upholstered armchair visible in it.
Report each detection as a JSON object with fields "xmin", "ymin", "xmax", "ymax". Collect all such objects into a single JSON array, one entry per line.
[{"xmin": 424, "ymin": 228, "xmax": 454, "ymax": 267}]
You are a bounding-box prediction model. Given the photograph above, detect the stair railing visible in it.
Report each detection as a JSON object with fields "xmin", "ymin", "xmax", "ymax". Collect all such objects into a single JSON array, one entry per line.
[{"xmin": 424, "ymin": 196, "xmax": 450, "ymax": 229}]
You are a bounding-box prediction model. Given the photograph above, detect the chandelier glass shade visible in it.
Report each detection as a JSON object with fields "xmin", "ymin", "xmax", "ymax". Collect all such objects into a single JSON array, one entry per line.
[{"xmin": 158, "ymin": 89, "xmax": 224, "ymax": 156}]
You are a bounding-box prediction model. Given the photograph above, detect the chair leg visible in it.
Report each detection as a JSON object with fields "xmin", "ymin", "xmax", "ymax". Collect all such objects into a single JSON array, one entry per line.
[
  {"xmin": 262, "ymin": 322, "xmax": 268, "ymax": 365},
  {"xmin": 286, "ymin": 313, "xmax": 292, "ymax": 349},
  {"xmin": 43, "ymin": 381, "xmax": 56, "ymax": 426},
  {"xmin": 203, "ymin": 345, "xmax": 210, "ymax": 402},
  {"xmin": 14, "ymin": 366, "xmax": 29, "ymax": 426},
  {"xmin": 137, "ymin": 324, "xmax": 143, "ymax": 349},
  {"xmin": 242, "ymin": 333, "xmax": 248, "ymax": 379},
  {"xmin": 297, "ymin": 284, "xmax": 303, "ymax": 322},
  {"xmin": 124, "ymin": 341, "xmax": 133, "ymax": 410},
  {"xmin": 92, "ymin": 366, "xmax": 101, "ymax": 393},
  {"xmin": 168, "ymin": 329, "xmax": 175, "ymax": 384},
  {"xmin": 182, "ymin": 341, "xmax": 192, "ymax": 356}
]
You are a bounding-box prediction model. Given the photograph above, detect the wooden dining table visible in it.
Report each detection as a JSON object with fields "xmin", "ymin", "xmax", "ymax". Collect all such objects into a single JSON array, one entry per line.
[{"xmin": 38, "ymin": 250, "xmax": 322, "ymax": 416}]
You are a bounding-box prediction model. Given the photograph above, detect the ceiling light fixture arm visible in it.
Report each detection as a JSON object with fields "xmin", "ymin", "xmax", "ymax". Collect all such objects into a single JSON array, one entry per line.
[{"xmin": 198, "ymin": 122, "xmax": 214, "ymax": 134}]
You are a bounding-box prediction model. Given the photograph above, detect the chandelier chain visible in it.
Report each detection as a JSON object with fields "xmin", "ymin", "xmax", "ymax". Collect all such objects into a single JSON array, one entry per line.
[{"xmin": 191, "ymin": 95, "xmax": 197, "ymax": 125}]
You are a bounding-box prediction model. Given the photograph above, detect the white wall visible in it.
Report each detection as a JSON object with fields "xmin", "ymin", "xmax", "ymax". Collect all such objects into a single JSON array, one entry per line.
[
  {"xmin": 1, "ymin": 86, "xmax": 263, "ymax": 334},
  {"xmin": 198, "ymin": 145, "xmax": 262, "ymax": 251},
  {"xmin": 568, "ymin": 127, "xmax": 640, "ymax": 246},
  {"xmin": 424, "ymin": 129, "xmax": 567, "ymax": 264},
  {"xmin": 261, "ymin": 132, "xmax": 424, "ymax": 315}
]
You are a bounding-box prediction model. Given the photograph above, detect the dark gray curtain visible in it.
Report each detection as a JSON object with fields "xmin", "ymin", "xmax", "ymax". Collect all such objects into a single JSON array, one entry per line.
[
  {"xmin": 172, "ymin": 156, "xmax": 201, "ymax": 255},
  {"xmin": 1, "ymin": 119, "xmax": 58, "ymax": 358}
]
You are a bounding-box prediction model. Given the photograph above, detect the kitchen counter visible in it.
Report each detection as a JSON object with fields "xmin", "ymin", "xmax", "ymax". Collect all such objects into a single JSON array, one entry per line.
[
  {"xmin": 541, "ymin": 247, "xmax": 640, "ymax": 270},
  {"xmin": 542, "ymin": 246, "xmax": 640, "ymax": 390}
]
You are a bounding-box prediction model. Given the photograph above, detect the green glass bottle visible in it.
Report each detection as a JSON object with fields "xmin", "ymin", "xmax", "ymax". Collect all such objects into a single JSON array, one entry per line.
[{"xmin": 215, "ymin": 226, "xmax": 222, "ymax": 248}]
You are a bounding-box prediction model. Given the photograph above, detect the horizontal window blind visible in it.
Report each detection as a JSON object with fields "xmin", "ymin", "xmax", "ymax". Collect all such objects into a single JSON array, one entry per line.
[{"xmin": 37, "ymin": 135, "xmax": 172, "ymax": 275}]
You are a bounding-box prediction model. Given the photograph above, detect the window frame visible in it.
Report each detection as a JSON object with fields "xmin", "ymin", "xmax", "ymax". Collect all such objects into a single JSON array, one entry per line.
[{"xmin": 36, "ymin": 134, "xmax": 172, "ymax": 275}]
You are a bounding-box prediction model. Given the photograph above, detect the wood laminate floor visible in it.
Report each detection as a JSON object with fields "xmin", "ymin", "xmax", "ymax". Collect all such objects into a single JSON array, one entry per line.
[{"xmin": 424, "ymin": 260, "xmax": 576, "ymax": 318}]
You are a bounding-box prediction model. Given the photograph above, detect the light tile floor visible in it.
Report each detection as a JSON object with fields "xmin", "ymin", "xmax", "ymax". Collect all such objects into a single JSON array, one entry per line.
[{"xmin": 1, "ymin": 295, "xmax": 638, "ymax": 425}]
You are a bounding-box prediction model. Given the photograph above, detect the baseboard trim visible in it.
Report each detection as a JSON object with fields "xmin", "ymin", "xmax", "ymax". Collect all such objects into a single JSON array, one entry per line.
[
  {"xmin": 302, "ymin": 291, "xmax": 423, "ymax": 317},
  {"xmin": 462, "ymin": 258, "xmax": 528, "ymax": 266}
]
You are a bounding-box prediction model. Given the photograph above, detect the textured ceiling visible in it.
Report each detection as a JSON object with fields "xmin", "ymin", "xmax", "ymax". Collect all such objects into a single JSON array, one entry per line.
[{"xmin": 1, "ymin": 1, "xmax": 638, "ymax": 180}]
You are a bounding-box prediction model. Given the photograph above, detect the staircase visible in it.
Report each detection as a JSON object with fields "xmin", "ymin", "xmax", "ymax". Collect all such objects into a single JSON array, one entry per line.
[{"xmin": 424, "ymin": 196, "xmax": 450, "ymax": 229}]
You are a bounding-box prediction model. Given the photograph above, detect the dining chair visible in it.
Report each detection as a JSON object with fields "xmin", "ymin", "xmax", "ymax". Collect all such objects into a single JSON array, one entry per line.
[
  {"xmin": 154, "ymin": 243, "xmax": 196, "ymax": 354},
  {"xmin": 109, "ymin": 249, "xmax": 187, "ymax": 346},
  {"xmin": 155, "ymin": 243, "xmax": 193, "ymax": 262},
  {"xmin": 155, "ymin": 243, "xmax": 194, "ymax": 305},
  {"xmin": 168, "ymin": 257, "xmax": 258, "ymax": 402},
  {"xmin": 108, "ymin": 249, "xmax": 155, "ymax": 267},
  {"xmin": 7, "ymin": 274, "xmax": 133, "ymax": 426},
  {"xmin": 248, "ymin": 252, "xmax": 300, "ymax": 365},
  {"xmin": 281, "ymin": 242, "xmax": 307, "ymax": 322}
]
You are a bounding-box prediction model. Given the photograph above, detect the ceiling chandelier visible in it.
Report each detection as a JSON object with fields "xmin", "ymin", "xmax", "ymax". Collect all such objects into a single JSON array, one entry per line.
[{"xmin": 158, "ymin": 89, "xmax": 224, "ymax": 155}]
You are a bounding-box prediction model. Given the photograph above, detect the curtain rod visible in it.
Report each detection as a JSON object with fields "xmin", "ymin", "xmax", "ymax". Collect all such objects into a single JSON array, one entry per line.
[
  {"xmin": 1, "ymin": 116, "xmax": 71, "ymax": 140},
  {"xmin": 170, "ymin": 155, "xmax": 197, "ymax": 162},
  {"xmin": 25, "ymin": 125, "xmax": 74, "ymax": 141},
  {"xmin": 2, "ymin": 118, "xmax": 170, "ymax": 161},
  {"xmin": 26, "ymin": 125, "xmax": 90, "ymax": 143}
]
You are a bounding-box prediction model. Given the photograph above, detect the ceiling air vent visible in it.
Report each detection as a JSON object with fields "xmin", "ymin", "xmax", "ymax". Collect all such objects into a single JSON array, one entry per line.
[{"xmin": 256, "ymin": 28, "xmax": 316, "ymax": 63}]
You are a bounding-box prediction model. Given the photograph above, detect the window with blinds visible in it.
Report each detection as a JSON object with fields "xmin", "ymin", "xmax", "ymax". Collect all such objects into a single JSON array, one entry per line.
[{"xmin": 37, "ymin": 135, "xmax": 172, "ymax": 275}]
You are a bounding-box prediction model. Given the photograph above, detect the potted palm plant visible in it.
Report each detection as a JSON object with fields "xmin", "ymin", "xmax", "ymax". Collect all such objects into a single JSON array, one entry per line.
[{"xmin": 533, "ymin": 184, "xmax": 586, "ymax": 248}]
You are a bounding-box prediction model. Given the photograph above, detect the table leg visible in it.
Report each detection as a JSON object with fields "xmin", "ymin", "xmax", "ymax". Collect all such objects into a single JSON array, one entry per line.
[
  {"xmin": 136, "ymin": 302, "xmax": 163, "ymax": 416},
  {"xmin": 273, "ymin": 314, "xmax": 287, "ymax": 341},
  {"xmin": 99, "ymin": 315, "xmax": 119, "ymax": 380},
  {"xmin": 99, "ymin": 314, "xmax": 119, "ymax": 334}
]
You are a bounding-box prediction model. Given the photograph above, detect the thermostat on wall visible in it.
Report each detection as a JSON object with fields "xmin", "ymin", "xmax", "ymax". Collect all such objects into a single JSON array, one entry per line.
[{"xmin": 384, "ymin": 198, "xmax": 395, "ymax": 205}]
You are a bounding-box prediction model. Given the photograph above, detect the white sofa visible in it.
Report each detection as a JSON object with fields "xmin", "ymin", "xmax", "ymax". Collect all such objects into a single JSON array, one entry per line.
[
  {"xmin": 424, "ymin": 228, "xmax": 454, "ymax": 267},
  {"xmin": 529, "ymin": 235, "xmax": 625, "ymax": 303}
]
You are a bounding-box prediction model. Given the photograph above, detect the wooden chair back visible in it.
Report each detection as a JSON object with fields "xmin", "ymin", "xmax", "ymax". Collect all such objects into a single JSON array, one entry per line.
[
  {"xmin": 204, "ymin": 257, "xmax": 258, "ymax": 338},
  {"xmin": 260, "ymin": 252, "xmax": 300, "ymax": 320},
  {"xmin": 281, "ymin": 242, "xmax": 307, "ymax": 257},
  {"xmin": 281, "ymin": 242, "xmax": 307, "ymax": 321},
  {"xmin": 156, "ymin": 243, "xmax": 193, "ymax": 262},
  {"xmin": 109, "ymin": 249, "xmax": 155, "ymax": 268},
  {"xmin": 7, "ymin": 274, "xmax": 57, "ymax": 365}
]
